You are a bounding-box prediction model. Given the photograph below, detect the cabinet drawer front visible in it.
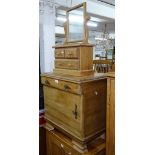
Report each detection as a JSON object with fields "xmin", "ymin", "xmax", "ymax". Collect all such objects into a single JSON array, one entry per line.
[
  {"xmin": 65, "ymin": 48, "xmax": 79, "ymax": 58},
  {"xmin": 44, "ymin": 86, "xmax": 82, "ymax": 138},
  {"xmin": 55, "ymin": 49, "xmax": 65, "ymax": 58},
  {"xmin": 55, "ymin": 60, "xmax": 79, "ymax": 70},
  {"xmin": 51, "ymin": 131, "xmax": 74, "ymax": 155},
  {"xmin": 41, "ymin": 77, "xmax": 81, "ymax": 94}
]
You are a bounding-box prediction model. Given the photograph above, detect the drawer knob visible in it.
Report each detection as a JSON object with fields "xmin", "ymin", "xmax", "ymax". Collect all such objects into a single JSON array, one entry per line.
[
  {"xmin": 94, "ymin": 91, "xmax": 98, "ymax": 95},
  {"xmin": 60, "ymin": 144, "xmax": 64, "ymax": 148},
  {"xmin": 45, "ymin": 80, "xmax": 50, "ymax": 85},
  {"xmin": 64, "ymin": 84, "xmax": 71, "ymax": 90}
]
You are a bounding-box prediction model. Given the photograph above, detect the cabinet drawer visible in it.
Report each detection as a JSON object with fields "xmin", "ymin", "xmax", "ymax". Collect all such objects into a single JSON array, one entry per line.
[
  {"xmin": 51, "ymin": 131, "xmax": 74, "ymax": 155},
  {"xmin": 55, "ymin": 49, "xmax": 65, "ymax": 58},
  {"xmin": 65, "ymin": 48, "xmax": 79, "ymax": 58},
  {"xmin": 55, "ymin": 59, "xmax": 79, "ymax": 70},
  {"xmin": 41, "ymin": 77, "xmax": 81, "ymax": 94}
]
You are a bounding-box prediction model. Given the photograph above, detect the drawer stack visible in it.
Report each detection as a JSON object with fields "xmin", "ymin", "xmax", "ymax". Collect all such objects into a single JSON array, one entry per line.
[{"xmin": 53, "ymin": 44, "xmax": 94, "ymax": 76}]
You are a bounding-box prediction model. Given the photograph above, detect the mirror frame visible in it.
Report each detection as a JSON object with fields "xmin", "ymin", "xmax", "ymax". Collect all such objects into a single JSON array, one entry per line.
[{"xmin": 65, "ymin": 2, "xmax": 88, "ymax": 43}]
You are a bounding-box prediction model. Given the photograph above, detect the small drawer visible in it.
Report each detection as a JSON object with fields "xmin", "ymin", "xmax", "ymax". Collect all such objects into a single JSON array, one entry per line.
[
  {"xmin": 41, "ymin": 77, "xmax": 81, "ymax": 94},
  {"xmin": 55, "ymin": 49, "xmax": 65, "ymax": 58},
  {"xmin": 65, "ymin": 48, "xmax": 79, "ymax": 59},
  {"xmin": 51, "ymin": 131, "xmax": 74, "ymax": 155},
  {"xmin": 55, "ymin": 59, "xmax": 79, "ymax": 70}
]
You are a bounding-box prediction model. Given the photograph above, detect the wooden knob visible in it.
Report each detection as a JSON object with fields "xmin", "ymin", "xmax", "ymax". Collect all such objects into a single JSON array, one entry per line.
[
  {"xmin": 94, "ymin": 91, "xmax": 98, "ymax": 95},
  {"xmin": 60, "ymin": 144, "xmax": 64, "ymax": 148}
]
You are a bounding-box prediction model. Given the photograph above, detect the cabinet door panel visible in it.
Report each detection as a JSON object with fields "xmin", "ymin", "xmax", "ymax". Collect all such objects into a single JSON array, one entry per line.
[{"xmin": 44, "ymin": 86, "xmax": 82, "ymax": 138}]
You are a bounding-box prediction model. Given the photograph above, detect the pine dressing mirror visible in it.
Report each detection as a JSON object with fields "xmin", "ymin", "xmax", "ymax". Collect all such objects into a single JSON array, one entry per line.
[{"xmin": 64, "ymin": 2, "xmax": 89, "ymax": 44}]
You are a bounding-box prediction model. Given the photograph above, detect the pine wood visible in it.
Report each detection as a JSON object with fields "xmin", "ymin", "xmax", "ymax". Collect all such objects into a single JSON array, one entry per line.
[
  {"xmin": 45, "ymin": 128, "xmax": 105, "ymax": 155},
  {"xmin": 41, "ymin": 76, "xmax": 82, "ymax": 94},
  {"xmin": 41, "ymin": 72, "xmax": 105, "ymax": 83},
  {"xmin": 53, "ymin": 43, "xmax": 94, "ymax": 76},
  {"xmin": 39, "ymin": 127, "xmax": 46, "ymax": 155},
  {"xmin": 55, "ymin": 59, "xmax": 80, "ymax": 70},
  {"xmin": 55, "ymin": 49, "xmax": 65, "ymax": 58},
  {"xmin": 65, "ymin": 48, "xmax": 79, "ymax": 59},
  {"xmin": 105, "ymin": 72, "xmax": 115, "ymax": 155},
  {"xmin": 111, "ymin": 64, "xmax": 115, "ymax": 72},
  {"xmin": 41, "ymin": 73, "xmax": 107, "ymax": 152},
  {"xmin": 66, "ymin": 2, "xmax": 88, "ymax": 43},
  {"xmin": 53, "ymin": 69, "xmax": 94, "ymax": 77}
]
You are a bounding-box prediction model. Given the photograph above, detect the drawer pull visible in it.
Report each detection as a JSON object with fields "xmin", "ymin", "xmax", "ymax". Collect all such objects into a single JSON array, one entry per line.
[
  {"xmin": 45, "ymin": 80, "xmax": 50, "ymax": 85},
  {"xmin": 61, "ymin": 144, "xmax": 64, "ymax": 148},
  {"xmin": 64, "ymin": 84, "xmax": 71, "ymax": 90},
  {"xmin": 45, "ymin": 125, "xmax": 54, "ymax": 131},
  {"xmin": 72, "ymin": 104, "xmax": 78, "ymax": 119},
  {"xmin": 94, "ymin": 91, "xmax": 98, "ymax": 95},
  {"xmin": 48, "ymin": 128, "xmax": 54, "ymax": 131},
  {"xmin": 57, "ymin": 52, "xmax": 64, "ymax": 55}
]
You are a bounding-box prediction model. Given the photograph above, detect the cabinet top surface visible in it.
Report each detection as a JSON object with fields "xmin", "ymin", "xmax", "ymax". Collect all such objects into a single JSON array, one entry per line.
[
  {"xmin": 41, "ymin": 72, "xmax": 106, "ymax": 83},
  {"xmin": 53, "ymin": 43, "xmax": 94, "ymax": 48}
]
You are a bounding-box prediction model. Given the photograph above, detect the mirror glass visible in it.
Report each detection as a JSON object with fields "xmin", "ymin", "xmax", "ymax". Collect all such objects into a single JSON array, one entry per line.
[{"xmin": 68, "ymin": 6, "xmax": 84, "ymax": 42}]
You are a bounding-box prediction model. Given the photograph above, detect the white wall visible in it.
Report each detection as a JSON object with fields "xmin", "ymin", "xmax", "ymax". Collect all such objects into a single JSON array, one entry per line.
[{"xmin": 39, "ymin": 3, "xmax": 55, "ymax": 73}]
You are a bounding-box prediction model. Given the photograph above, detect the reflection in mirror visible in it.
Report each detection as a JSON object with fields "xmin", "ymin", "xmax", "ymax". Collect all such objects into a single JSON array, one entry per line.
[{"xmin": 68, "ymin": 6, "xmax": 84, "ymax": 42}]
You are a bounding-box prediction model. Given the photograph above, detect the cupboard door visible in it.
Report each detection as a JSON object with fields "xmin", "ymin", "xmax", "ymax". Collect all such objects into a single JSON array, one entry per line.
[
  {"xmin": 106, "ymin": 78, "xmax": 115, "ymax": 155},
  {"xmin": 44, "ymin": 86, "xmax": 82, "ymax": 138}
]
